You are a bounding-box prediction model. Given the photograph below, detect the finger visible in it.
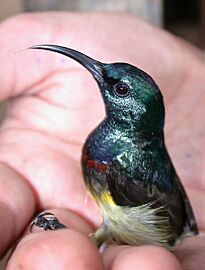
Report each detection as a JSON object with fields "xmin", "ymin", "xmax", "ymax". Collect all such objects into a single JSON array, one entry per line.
[
  {"xmin": 0, "ymin": 163, "xmax": 35, "ymax": 256},
  {"xmin": 175, "ymin": 235, "xmax": 205, "ymax": 270},
  {"xmin": 0, "ymin": 129, "xmax": 102, "ymax": 227},
  {"xmin": 8, "ymin": 231, "xmax": 103, "ymax": 270},
  {"xmin": 103, "ymin": 245, "xmax": 181, "ymax": 270},
  {"xmin": 7, "ymin": 230, "xmax": 103, "ymax": 270}
]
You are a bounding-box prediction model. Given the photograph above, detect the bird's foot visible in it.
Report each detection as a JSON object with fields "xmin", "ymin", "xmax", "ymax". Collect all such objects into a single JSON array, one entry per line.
[
  {"xmin": 30, "ymin": 211, "xmax": 67, "ymax": 232},
  {"xmin": 89, "ymin": 225, "xmax": 107, "ymax": 252}
]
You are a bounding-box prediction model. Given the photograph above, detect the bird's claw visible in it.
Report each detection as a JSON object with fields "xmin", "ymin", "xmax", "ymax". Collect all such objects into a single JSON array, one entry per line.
[{"xmin": 30, "ymin": 211, "xmax": 67, "ymax": 232}]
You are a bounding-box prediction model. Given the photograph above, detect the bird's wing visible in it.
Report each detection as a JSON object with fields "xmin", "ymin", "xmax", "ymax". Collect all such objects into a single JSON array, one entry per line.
[
  {"xmin": 107, "ymin": 159, "xmax": 160, "ymax": 207},
  {"xmin": 106, "ymin": 151, "xmax": 175, "ymax": 207},
  {"xmin": 166, "ymin": 152, "xmax": 198, "ymax": 236},
  {"xmin": 107, "ymin": 152, "xmax": 198, "ymax": 237},
  {"xmin": 172, "ymin": 172, "xmax": 198, "ymax": 236}
]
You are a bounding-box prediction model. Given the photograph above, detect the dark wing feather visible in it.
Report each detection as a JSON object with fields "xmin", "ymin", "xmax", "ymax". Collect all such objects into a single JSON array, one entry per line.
[
  {"xmin": 166, "ymin": 151, "xmax": 198, "ymax": 236},
  {"xmin": 107, "ymin": 151, "xmax": 198, "ymax": 238}
]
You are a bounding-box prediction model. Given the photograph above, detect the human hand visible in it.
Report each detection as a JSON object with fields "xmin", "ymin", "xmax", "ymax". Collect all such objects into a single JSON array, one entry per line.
[{"xmin": 0, "ymin": 12, "xmax": 204, "ymax": 269}]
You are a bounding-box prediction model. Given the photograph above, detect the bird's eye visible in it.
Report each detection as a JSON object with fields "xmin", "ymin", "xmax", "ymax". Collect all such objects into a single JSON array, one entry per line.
[{"xmin": 113, "ymin": 83, "xmax": 130, "ymax": 97}]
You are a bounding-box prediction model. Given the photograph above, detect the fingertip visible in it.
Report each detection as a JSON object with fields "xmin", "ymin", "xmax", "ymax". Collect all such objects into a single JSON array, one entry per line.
[
  {"xmin": 7, "ymin": 230, "xmax": 103, "ymax": 270},
  {"xmin": 104, "ymin": 245, "xmax": 182, "ymax": 270}
]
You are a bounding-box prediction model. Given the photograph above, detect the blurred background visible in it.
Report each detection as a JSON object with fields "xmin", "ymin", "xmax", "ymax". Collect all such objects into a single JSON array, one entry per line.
[{"xmin": 0, "ymin": 0, "xmax": 204, "ymax": 47}]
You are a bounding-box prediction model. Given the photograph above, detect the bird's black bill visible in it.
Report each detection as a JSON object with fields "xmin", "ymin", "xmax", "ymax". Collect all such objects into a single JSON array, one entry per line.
[{"xmin": 30, "ymin": 44, "xmax": 103, "ymax": 84}]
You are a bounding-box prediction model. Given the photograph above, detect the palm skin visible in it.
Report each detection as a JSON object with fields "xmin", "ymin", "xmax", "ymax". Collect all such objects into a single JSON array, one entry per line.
[{"xmin": 0, "ymin": 12, "xmax": 204, "ymax": 270}]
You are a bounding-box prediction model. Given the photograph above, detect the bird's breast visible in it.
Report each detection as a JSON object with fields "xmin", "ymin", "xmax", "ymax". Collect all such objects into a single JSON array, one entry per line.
[
  {"xmin": 82, "ymin": 146, "xmax": 110, "ymax": 198},
  {"xmin": 82, "ymin": 147, "xmax": 108, "ymax": 173}
]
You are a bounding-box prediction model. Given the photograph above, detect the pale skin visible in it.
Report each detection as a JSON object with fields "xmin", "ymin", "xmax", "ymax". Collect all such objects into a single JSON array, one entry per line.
[{"xmin": 0, "ymin": 12, "xmax": 204, "ymax": 270}]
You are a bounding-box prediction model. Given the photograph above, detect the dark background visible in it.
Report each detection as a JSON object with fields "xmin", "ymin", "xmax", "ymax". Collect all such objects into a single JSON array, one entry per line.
[{"xmin": 164, "ymin": 0, "xmax": 204, "ymax": 47}]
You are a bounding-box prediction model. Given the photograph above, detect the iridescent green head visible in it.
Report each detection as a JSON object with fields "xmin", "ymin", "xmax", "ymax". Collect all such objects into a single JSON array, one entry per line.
[
  {"xmin": 31, "ymin": 45, "xmax": 164, "ymax": 135},
  {"xmin": 101, "ymin": 63, "xmax": 164, "ymax": 134}
]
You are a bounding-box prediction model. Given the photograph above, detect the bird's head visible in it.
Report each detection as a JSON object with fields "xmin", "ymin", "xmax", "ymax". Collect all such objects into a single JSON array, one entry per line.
[{"xmin": 31, "ymin": 45, "xmax": 165, "ymax": 137}]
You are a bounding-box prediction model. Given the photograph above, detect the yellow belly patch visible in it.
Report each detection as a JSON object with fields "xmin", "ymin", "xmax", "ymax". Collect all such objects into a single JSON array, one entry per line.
[
  {"xmin": 100, "ymin": 191, "xmax": 116, "ymax": 205},
  {"xmin": 86, "ymin": 183, "xmax": 116, "ymax": 206}
]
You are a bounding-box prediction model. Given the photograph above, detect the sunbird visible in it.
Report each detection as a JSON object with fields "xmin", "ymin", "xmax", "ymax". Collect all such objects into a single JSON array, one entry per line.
[{"xmin": 31, "ymin": 45, "xmax": 198, "ymax": 250}]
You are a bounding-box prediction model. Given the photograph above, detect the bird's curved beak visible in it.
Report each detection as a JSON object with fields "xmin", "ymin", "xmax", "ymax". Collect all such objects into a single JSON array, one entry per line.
[{"xmin": 30, "ymin": 44, "xmax": 104, "ymax": 84}]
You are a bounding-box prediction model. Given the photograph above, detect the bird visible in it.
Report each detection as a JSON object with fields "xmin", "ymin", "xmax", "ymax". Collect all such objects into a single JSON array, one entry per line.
[{"xmin": 31, "ymin": 44, "xmax": 198, "ymax": 250}]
